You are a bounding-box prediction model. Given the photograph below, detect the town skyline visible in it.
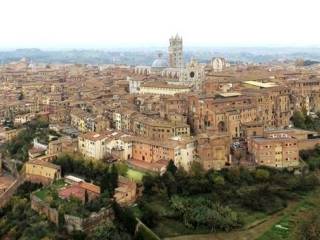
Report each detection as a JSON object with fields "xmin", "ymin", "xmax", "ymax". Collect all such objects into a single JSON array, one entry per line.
[{"xmin": 1, "ymin": 1, "xmax": 320, "ymax": 239}]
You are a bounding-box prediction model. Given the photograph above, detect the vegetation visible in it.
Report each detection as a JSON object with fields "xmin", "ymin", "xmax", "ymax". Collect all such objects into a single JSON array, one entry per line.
[
  {"xmin": 126, "ymin": 168, "xmax": 146, "ymax": 183},
  {"xmin": 1, "ymin": 117, "xmax": 55, "ymax": 162},
  {"xmin": 53, "ymin": 153, "xmax": 118, "ymax": 194},
  {"xmin": 0, "ymin": 182, "xmax": 134, "ymax": 239},
  {"xmin": 300, "ymin": 144, "xmax": 320, "ymax": 171},
  {"xmin": 137, "ymin": 162, "xmax": 319, "ymax": 238},
  {"xmin": 291, "ymin": 110, "xmax": 320, "ymax": 131},
  {"xmin": 0, "ymin": 182, "xmax": 58, "ymax": 239},
  {"xmin": 170, "ymin": 195, "xmax": 242, "ymax": 231},
  {"xmin": 258, "ymin": 188, "xmax": 320, "ymax": 240},
  {"xmin": 298, "ymin": 209, "xmax": 320, "ymax": 240},
  {"xmin": 32, "ymin": 179, "xmax": 108, "ymax": 218},
  {"xmin": 91, "ymin": 221, "xmax": 132, "ymax": 240}
]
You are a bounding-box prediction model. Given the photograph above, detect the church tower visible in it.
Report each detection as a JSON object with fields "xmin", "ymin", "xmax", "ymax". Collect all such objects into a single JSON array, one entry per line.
[{"xmin": 168, "ymin": 34, "xmax": 184, "ymax": 68}]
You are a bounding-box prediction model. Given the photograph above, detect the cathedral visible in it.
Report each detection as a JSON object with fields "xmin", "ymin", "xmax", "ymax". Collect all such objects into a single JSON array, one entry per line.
[{"xmin": 134, "ymin": 35, "xmax": 228, "ymax": 90}]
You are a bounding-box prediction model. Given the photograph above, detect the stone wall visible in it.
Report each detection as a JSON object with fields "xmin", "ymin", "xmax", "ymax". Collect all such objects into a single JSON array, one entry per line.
[
  {"xmin": 30, "ymin": 194, "xmax": 59, "ymax": 225},
  {"xmin": 65, "ymin": 207, "xmax": 114, "ymax": 233},
  {"xmin": 298, "ymin": 139, "xmax": 320, "ymax": 151},
  {"xmin": 31, "ymin": 194, "xmax": 114, "ymax": 233},
  {"xmin": 0, "ymin": 174, "xmax": 24, "ymax": 208},
  {"xmin": 26, "ymin": 174, "xmax": 52, "ymax": 186}
]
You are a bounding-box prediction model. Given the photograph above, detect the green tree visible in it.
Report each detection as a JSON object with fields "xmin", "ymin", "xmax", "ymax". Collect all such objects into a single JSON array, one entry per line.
[
  {"xmin": 212, "ymin": 175, "xmax": 225, "ymax": 187},
  {"xmin": 140, "ymin": 201, "xmax": 160, "ymax": 228},
  {"xmin": 190, "ymin": 162, "xmax": 204, "ymax": 177},
  {"xmin": 101, "ymin": 170, "xmax": 110, "ymax": 194},
  {"xmin": 116, "ymin": 162, "xmax": 128, "ymax": 176},
  {"xmin": 110, "ymin": 164, "xmax": 118, "ymax": 194},
  {"xmin": 292, "ymin": 111, "xmax": 306, "ymax": 129},
  {"xmin": 255, "ymin": 169, "xmax": 270, "ymax": 182},
  {"xmin": 167, "ymin": 160, "xmax": 177, "ymax": 175}
]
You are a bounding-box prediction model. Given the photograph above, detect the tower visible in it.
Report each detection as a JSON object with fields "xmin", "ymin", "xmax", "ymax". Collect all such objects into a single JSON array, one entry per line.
[{"xmin": 168, "ymin": 34, "xmax": 184, "ymax": 68}]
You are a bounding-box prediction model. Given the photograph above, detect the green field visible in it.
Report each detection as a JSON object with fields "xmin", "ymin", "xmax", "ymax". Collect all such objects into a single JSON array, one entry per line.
[
  {"xmin": 257, "ymin": 189, "xmax": 320, "ymax": 240},
  {"xmin": 126, "ymin": 168, "xmax": 145, "ymax": 183},
  {"xmin": 34, "ymin": 179, "xmax": 68, "ymax": 201}
]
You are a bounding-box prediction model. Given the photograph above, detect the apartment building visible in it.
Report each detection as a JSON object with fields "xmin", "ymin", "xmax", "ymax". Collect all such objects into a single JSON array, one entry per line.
[{"xmin": 25, "ymin": 159, "xmax": 61, "ymax": 185}]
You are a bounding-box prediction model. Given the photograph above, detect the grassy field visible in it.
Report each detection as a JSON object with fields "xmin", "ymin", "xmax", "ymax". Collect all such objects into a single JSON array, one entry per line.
[
  {"xmin": 144, "ymin": 196, "xmax": 270, "ymax": 238},
  {"xmin": 154, "ymin": 208, "xmax": 268, "ymax": 238},
  {"xmin": 257, "ymin": 189, "xmax": 320, "ymax": 240},
  {"xmin": 126, "ymin": 168, "xmax": 145, "ymax": 183},
  {"xmin": 33, "ymin": 179, "xmax": 68, "ymax": 201},
  {"xmin": 164, "ymin": 189, "xmax": 320, "ymax": 240},
  {"xmin": 34, "ymin": 188, "xmax": 50, "ymax": 200}
]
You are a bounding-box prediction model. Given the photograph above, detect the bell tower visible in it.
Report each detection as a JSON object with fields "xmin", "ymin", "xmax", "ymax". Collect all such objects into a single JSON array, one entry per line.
[{"xmin": 168, "ymin": 34, "xmax": 184, "ymax": 68}]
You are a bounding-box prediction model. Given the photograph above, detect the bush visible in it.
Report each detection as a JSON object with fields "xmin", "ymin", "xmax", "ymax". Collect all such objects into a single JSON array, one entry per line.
[
  {"xmin": 255, "ymin": 169, "xmax": 270, "ymax": 182},
  {"xmin": 238, "ymin": 185, "xmax": 286, "ymax": 213},
  {"xmin": 298, "ymin": 211, "xmax": 320, "ymax": 240},
  {"xmin": 135, "ymin": 221, "xmax": 160, "ymax": 240}
]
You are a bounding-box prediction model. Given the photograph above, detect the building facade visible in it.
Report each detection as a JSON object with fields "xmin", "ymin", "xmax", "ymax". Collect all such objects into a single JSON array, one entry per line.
[{"xmin": 168, "ymin": 34, "xmax": 184, "ymax": 68}]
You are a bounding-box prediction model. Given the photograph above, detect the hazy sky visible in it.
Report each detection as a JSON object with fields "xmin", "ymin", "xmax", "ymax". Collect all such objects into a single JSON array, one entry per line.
[{"xmin": 1, "ymin": 0, "xmax": 319, "ymax": 49}]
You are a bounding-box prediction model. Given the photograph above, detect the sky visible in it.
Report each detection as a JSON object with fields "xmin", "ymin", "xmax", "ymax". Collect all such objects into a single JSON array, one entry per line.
[{"xmin": 0, "ymin": 0, "xmax": 319, "ymax": 49}]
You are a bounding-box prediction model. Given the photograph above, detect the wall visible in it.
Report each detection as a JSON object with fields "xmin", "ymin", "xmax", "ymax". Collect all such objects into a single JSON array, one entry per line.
[
  {"xmin": 31, "ymin": 194, "xmax": 59, "ymax": 225},
  {"xmin": 298, "ymin": 139, "xmax": 320, "ymax": 151},
  {"xmin": 65, "ymin": 207, "xmax": 114, "ymax": 233}
]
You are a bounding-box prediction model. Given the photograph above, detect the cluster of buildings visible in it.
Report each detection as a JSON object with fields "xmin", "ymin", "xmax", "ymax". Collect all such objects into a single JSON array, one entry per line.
[
  {"xmin": 2, "ymin": 35, "xmax": 320, "ymax": 235},
  {"xmin": 1, "ymin": 35, "xmax": 320, "ymax": 179}
]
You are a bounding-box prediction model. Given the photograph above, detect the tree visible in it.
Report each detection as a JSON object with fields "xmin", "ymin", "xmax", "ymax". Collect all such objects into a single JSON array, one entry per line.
[
  {"xmin": 167, "ymin": 160, "xmax": 177, "ymax": 175},
  {"xmin": 91, "ymin": 222, "xmax": 125, "ymax": 240},
  {"xmin": 292, "ymin": 111, "xmax": 306, "ymax": 129},
  {"xmin": 212, "ymin": 175, "xmax": 225, "ymax": 187},
  {"xmin": 112, "ymin": 202, "xmax": 137, "ymax": 235},
  {"xmin": 101, "ymin": 170, "xmax": 110, "ymax": 194},
  {"xmin": 85, "ymin": 190, "xmax": 89, "ymax": 204},
  {"xmin": 170, "ymin": 195, "xmax": 192, "ymax": 227},
  {"xmin": 255, "ymin": 169, "xmax": 270, "ymax": 182},
  {"xmin": 190, "ymin": 162, "xmax": 204, "ymax": 177},
  {"xmin": 163, "ymin": 171, "xmax": 177, "ymax": 197},
  {"xmin": 110, "ymin": 164, "xmax": 118, "ymax": 193},
  {"xmin": 140, "ymin": 201, "xmax": 160, "ymax": 228},
  {"xmin": 116, "ymin": 162, "xmax": 128, "ymax": 176}
]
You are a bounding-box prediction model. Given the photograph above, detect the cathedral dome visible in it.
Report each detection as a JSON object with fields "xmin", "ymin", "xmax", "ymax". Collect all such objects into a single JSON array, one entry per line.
[{"xmin": 151, "ymin": 53, "xmax": 168, "ymax": 68}]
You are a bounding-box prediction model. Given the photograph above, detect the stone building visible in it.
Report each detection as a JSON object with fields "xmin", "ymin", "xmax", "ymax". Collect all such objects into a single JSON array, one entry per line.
[
  {"xmin": 196, "ymin": 133, "xmax": 230, "ymax": 170},
  {"xmin": 114, "ymin": 176, "xmax": 137, "ymax": 206},
  {"xmin": 211, "ymin": 57, "xmax": 228, "ymax": 72},
  {"xmin": 168, "ymin": 34, "xmax": 184, "ymax": 68},
  {"xmin": 25, "ymin": 159, "xmax": 61, "ymax": 185},
  {"xmin": 78, "ymin": 131, "xmax": 131, "ymax": 161},
  {"xmin": 126, "ymin": 135, "xmax": 195, "ymax": 172},
  {"xmin": 248, "ymin": 133, "xmax": 299, "ymax": 168},
  {"xmin": 187, "ymin": 94, "xmax": 257, "ymax": 138},
  {"xmin": 179, "ymin": 58, "xmax": 206, "ymax": 89},
  {"xmin": 131, "ymin": 114, "xmax": 190, "ymax": 140}
]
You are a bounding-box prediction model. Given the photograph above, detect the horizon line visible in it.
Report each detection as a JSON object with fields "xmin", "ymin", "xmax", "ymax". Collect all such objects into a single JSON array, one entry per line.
[{"xmin": 1, "ymin": 44, "xmax": 320, "ymax": 51}]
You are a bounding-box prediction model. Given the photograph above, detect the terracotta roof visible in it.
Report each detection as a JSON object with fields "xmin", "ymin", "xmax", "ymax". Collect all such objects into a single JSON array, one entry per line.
[
  {"xmin": 78, "ymin": 182, "xmax": 100, "ymax": 194},
  {"xmin": 59, "ymin": 184, "xmax": 85, "ymax": 200},
  {"xmin": 29, "ymin": 147, "xmax": 46, "ymax": 154}
]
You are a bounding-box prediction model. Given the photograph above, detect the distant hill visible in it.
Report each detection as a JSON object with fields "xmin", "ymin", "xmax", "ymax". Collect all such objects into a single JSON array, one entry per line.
[{"xmin": 0, "ymin": 47, "xmax": 320, "ymax": 65}]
